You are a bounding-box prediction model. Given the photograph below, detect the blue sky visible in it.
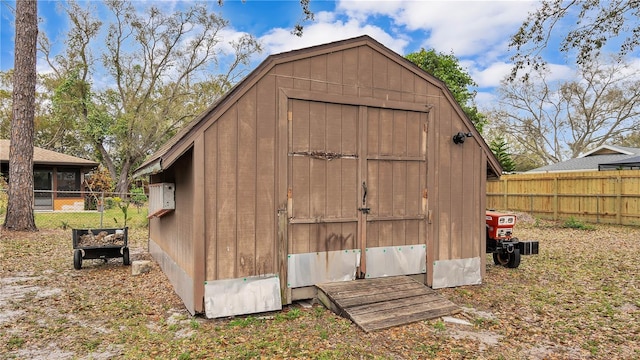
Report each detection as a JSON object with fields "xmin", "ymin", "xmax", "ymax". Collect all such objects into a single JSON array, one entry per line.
[{"xmin": 0, "ymin": 0, "xmax": 635, "ymax": 108}]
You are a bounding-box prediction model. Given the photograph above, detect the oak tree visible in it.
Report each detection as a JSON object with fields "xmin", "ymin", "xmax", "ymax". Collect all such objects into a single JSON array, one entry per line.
[
  {"xmin": 40, "ymin": 0, "xmax": 261, "ymax": 194},
  {"xmin": 490, "ymin": 57, "xmax": 640, "ymax": 165},
  {"xmin": 510, "ymin": 0, "xmax": 640, "ymax": 80}
]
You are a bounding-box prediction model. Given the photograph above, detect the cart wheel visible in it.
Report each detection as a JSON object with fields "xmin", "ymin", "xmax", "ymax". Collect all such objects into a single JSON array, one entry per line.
[
  {"xmin": 507, "ymin": 249, "xmax": 521, "ymax": 268},
  {"xmin": 123, "ymin": 247, "xmax": 130, "ymax": 266},
  {"xmin": 73, "ymin": 249, "xmax": 82, "ymax": 270}
]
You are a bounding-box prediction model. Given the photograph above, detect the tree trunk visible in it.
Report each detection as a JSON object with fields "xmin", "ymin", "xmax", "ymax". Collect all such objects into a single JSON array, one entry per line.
[
  {"xmin": 4, "ymin": 0, "xmax": 38, "ymax": 231},
  {"xmin": 115, "ymin": 160, "xmax": 132, "ymax": 197}
]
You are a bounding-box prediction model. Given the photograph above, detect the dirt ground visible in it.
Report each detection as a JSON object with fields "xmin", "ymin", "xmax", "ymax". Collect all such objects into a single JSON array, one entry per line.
[{"xmin": 1, "ymin": 218, "xmax": 639, "ymax": 359}]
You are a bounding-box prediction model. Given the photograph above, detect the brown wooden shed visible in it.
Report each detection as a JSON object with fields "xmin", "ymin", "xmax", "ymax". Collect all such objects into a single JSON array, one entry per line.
[{"xmin": 134, "ymin": 36, "xmax": 502, "ymax": 317}]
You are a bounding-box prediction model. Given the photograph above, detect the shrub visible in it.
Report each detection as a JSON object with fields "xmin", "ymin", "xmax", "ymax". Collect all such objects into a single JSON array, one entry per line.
[{"xmin": 563, "ymin": 217, "xmax": 595, "ymax": 230}]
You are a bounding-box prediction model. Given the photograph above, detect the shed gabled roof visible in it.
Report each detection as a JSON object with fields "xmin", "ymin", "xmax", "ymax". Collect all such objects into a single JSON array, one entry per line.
[
  {"xmin": 133, "ymin": 35, "xmax": 501, "ymax": 179},
  {"xmin": 0, "ymin": 139, "xmax": 98, "ymax": 167}
]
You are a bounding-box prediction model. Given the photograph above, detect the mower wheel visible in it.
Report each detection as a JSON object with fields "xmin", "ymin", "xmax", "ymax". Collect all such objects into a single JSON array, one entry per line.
[
  {"xmin": 493, "ymin": 250, "xmax": 521, "ymax": 268},
  {"xmin": 507, "ymin": 249, "xmax": 521, "ymax": 268},
  {"xmin": 493, "ymin": 252, "xmax": 508, "ymax": 266}
]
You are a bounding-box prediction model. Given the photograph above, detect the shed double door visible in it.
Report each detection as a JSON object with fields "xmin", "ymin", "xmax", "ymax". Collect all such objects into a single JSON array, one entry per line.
[{"xmin": 287, "ymin": 99, "xmax": 428, "ymax": 279}]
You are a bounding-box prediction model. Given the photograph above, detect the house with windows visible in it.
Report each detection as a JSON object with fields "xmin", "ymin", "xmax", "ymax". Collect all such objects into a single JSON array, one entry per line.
[{"xmin": 0, "ymin": 139, "xmax": 98, "ymax": 211}]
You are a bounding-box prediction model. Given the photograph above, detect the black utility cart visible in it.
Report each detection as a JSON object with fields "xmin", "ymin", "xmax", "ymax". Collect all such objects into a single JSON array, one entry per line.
[{"xmin": 72, "ymin": 227, "xmax": 130, "ymax": 269}]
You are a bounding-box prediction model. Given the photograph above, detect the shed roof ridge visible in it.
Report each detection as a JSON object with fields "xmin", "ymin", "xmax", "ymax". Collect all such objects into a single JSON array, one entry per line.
[{"xmin": 134, "ymin": 35, "xmax": 501, "ymax": 178}]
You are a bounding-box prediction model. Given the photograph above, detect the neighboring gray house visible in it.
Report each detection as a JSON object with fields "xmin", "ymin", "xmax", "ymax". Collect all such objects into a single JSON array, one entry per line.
[{"xmin": 528, "ymin": 145, "xmax": 640, "ymax": 173}]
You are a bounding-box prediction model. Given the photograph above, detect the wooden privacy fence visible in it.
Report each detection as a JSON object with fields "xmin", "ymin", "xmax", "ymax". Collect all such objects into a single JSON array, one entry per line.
[{"xmin": 486, "ymin": 170, "xmax": 640, "ymax": 226}]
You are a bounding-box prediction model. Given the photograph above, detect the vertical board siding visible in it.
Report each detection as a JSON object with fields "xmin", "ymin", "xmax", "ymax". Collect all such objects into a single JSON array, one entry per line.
[
  {"xmin": 342, "ymin": 48, "xmax": 358, "ymax": 96},
  {"xmin": 310, "ymin": 55, "xmax": 328, "ymax": 93},
  {"xmin": 401, "ymin": 68, "xmax": 415, "ymax": 103},
  {"xmin": 216, "ymin": 108, "xmax": 238, "ymax": 280},
  {"xmin": 326, "ymin": 52, "xmax": 343, "ymax": 95},
  {"xmin": 461, "ymin": 143, "xmax": 477, "ymax": 259},
  {"xmin": 387, "ymin": 60, "xmax": 402, "ymax": 101},
  {"xmin": 256, "ymin": 75, "xmax": 277, "ymax": 276},
  {"xmin": 437, "ymin": 93, "xmax": 453, "ymax": 260},
  {"xmin": 152, "ymin": 152, "xmax": 195, "ymax": 276},
  {"xmin": 358, "ymin": 46, "xmax": 373, "ymax": 97},
  {"xmin": 204, "ymin": 125, "xmax": 218, "ymax": 280},
  {"xmin": 449, "ymin": 112, "xmax": 465, "ymax": 260},
  {"xmin": 193, "ymin": 135, "xmax": 206, "ymax": 312},
  {"xmin": 293, "ymin": 58, "xmax": 311, "ymax": 90},
  {"xmin": 372, "ymin": 51, "xmax": 388, "ymax": 100},
  {"xmin": 237, "ymin": 88, "xmax": 257, "ymax": 277}
]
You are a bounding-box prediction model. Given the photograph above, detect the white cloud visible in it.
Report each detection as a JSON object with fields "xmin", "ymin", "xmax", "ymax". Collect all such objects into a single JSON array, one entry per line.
[
  {"xmin": 337, "ymin": 0, "xmax": 537, "ymax": 59},
  {"xmin": 472, "ymin": 61, "xmax": 513, "ymax": 88},
  {"xmin": 259, "ymin": 18, "xmax": 408, "ymax": 56},
  {"xmin": 475, "ymin": 91, "xmax": 497, "ymax": 110}
]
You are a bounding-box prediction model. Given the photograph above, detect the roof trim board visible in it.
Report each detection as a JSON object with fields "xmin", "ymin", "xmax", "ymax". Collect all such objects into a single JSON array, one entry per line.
[{"xmin": 579, "ymin": 145, "xmax": 635, "ymax": 158}]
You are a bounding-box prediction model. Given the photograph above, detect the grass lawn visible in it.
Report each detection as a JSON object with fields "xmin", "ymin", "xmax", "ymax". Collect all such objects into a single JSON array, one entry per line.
[
  {"xmin": 1, "ymin": 217, "xmax": 639, "ymax": 359},
  {"xmin": 34, "ymin": 206, "xmax": 149, "ymax": 230}
]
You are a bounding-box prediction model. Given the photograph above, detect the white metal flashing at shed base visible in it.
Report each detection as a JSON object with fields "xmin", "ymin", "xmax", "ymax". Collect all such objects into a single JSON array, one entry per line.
[
  {"xmin": 204, "ymin": 275, "xmax": 282, "ymax": 319},
  {"xmin": 432, "ymin": 257, "xmax": 482, "ymax": 289}
]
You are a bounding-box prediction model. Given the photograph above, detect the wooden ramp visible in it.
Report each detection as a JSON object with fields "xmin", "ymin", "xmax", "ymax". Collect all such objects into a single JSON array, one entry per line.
[{"xmin": 316, "ymin": 276, "xmax": 460, "ymax": 332}]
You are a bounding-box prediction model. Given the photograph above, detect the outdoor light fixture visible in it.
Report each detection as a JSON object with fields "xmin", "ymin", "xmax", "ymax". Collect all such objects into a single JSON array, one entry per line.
[{"xmin": 453, "ymin": 132, "xmax": 473, "ymax": 144}]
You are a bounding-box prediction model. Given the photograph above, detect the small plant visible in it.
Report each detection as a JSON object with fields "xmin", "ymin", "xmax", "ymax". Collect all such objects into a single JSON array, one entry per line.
[
  {"xmin": 228, "ymin": 316, "xmax": 258, "ymax": 328},
  {"xmin": 130, "ymin": 185, "xmax": 148, "ymax": 213},
  {"xmin": 417, "ymin": 343, "xmax": 440, "ymax": 357},
  {"xmin": 7, "ymin": 335, "xmax": 25, "ymax": 350},
  {"xmin": 60, "ymin": 220, "xmax": 70, "ymax": 230},
  {"xmin": 277, "ymin": 307, "xmax": 302, "ymax": 321},
  {"xmin": 563, "ymin": 217, "xmax": 595, "ymax": 230},
  {"xmin": 473, "ymin": 317, "xmax": 498, "ymax": 328},
  {"xmin": 177, "ymin": 351, "xmax": 191, "ymax": 360},
  {"xmin": 83, "ymin": 339, "xmax": 101, "ymax": 351},
  {"xmin": 109, "ymin": 196, "xmax": 130, "ymax": 227},
  {"xmin": 189, "ymin": 318, "xmax": 200, "ymax": 330},
  {"xmin": 584, "ymin": 339, "xmax": 600, "ymax": 355},
  {"xmin": 318, "ymin": 327, "xmax": 329, "ymax": 340},
  {"xmin": 432, "ymin": 320, "xmax": 446, "ymax": 332}
]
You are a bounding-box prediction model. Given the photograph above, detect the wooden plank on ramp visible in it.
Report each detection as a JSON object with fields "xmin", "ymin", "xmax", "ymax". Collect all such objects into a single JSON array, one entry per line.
[{"xmin": 316, "ymin": 276, "xmax": 460, "ymax": 332}]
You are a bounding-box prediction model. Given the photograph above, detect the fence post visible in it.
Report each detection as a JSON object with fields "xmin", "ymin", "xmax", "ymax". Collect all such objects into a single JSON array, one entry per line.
[
  {"xmin": 596, "ymin": 195, "xmax": 600, "ymax": 224},
  {"xmin": 616, "ymin": 175, "xmax": 622, "ymax": 225},
  {"xmin": 100, "ymin": 191, "xmax": 104, "ymax": 227},
  {"xmin": 502, "ymin": 178, "xmax": 508, "ymax": 210},
  {"xmin": 530, "ymin": 194, "xmax": 534, "ymax": 215},
  {"xmin": 553, "ymin": 176, "xmax": 558, "ymax": 221}
]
